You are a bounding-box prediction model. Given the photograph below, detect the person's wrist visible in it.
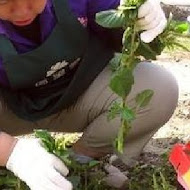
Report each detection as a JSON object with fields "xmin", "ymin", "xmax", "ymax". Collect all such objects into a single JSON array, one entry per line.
[{"xmin": 0, "ymin": 132, "xmax": 18, "ymax": 166}]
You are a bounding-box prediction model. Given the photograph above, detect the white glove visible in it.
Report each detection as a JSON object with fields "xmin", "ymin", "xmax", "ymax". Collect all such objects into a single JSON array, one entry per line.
[
  {"xmin": 6, "ymin": 138, "xmax": 73, "ymax": 190},
  {"xmin": 137, "ymin": 0, "xmax": 167, "ymax": 43},
  {"xmin": 187, "ymin": 16, "xmax": 190, "ymax": 23}
]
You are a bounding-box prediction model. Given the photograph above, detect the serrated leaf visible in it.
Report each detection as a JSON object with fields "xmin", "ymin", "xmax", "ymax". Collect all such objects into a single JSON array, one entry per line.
[
  {"xmin": 135, "ymin": 89, "xmax": 154, "ymax": 108},
  {"xmin": 109, "ymin": 67, "xmax": 134, "ymax": 99},
  {"xmin": 96, "ymin": 10, "xmax": 125, "ymax": 28},
  {"xmin": 34, "ymin": 129, "xmax": 53, "ymax": 142},
  {"xmin": 34, "ymin": 129, "xmax": 55, "ymax": 153}
]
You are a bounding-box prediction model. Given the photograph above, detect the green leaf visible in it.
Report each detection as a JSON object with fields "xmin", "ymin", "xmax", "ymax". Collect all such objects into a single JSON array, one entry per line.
[
  {"xmin": 108, "ymin": 101, "xmax": 122, "ymax": 120},
  {"xmin": 34, "ymin": 130, "xmax": 54, "ymax": 143},
  {"xmin": 34, "ymin": 129, "xmax": 55, "ymax": 153},
  {"xmin": 135, "ymin": 89, "xmax": 154, "ymax": 108},
  {"xmin": 149, "ymin": 37, "xmax": 164, "ymax": 56},
  {"xmin": 88, "ymin": 160, "xmax": 100, "ymax": 168},
  {"xmin": 160, "ymin": 172, "xmax": 169, "ymax": 189},
  {"xmin": 153, "ymin": 174, "xmax": 160, "ymax": 190},
  {"xmin": 118, "ymin": 5, "xmax": 136, "ymax": 11},
  {"xmin": 136, "ymin": 41, "xmax": 157, "ymax": 60},
  {"xmin": 96, "ymin": 10, "xmax": 125, "ymax": 28},
  {"xmin": 130, "ymin": 58, "xmax": 141, "ymax": 70},
  {"xmin": 67, "ymin": 176, "xmax": 81, "ymax": 189},
  {"xmin": 121, "ymin": 0, "xmax": 146, "ymax": 7},
  {"xmin": 109, "ymin": 67, "xmax": 134, "ymax": 99},
  {"xmin": 175, "ymin": 22, "xmax": 189, "ymax": 33},
  {"xmin": 121, "ymin": 106, "xmax": 135, "ymax": 122},
  {"xmin": 109, "ymin": 53, "xmax": 122, "ymax": 71},
  {"xmin": 0, "ymin": 176, "xmax": 17, "ymax": 186}
]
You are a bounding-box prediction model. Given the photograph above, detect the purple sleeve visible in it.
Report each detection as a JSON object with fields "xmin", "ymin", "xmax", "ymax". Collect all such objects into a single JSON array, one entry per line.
[
  {"xmin": 87, "ymin": 0, "xmax": 119, "ymax": 15},
  {"xmin": 69, "ymin": 0, "xmax": 119, "ymax": 17}
]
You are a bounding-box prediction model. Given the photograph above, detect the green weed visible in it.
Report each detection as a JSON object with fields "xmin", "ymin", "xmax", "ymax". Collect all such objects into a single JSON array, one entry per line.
[{"xmin": 0, "ymin": 131, "xmax": 178, "ymax": 190}]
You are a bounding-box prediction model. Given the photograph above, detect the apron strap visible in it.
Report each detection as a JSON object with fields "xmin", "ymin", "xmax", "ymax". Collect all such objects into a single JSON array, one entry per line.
[
  {"xmin": 0, "ymin": 35, "xmax": 17, "ymax": 57},
  {"xmin": 52, "ymin": 0, "xmax": 78, "ymax": 25}
]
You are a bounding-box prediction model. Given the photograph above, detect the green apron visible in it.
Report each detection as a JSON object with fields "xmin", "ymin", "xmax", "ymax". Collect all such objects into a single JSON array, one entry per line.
[{"xmin": 0, "ymin": 0, "xmax": 114, "ymax": 121}]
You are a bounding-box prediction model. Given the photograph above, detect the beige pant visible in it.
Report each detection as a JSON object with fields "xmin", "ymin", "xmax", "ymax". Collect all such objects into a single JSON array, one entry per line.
[{"xmin": 0, "ymin": 62, "xmax": 178, "ymax": 164}]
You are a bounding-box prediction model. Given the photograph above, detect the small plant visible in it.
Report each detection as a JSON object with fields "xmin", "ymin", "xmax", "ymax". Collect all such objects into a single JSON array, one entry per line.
[
  {"xmin": 0, "ymin": 131, "xmax": 180, "ymax": 190},
  {"xmin": 96, "ymin": 0, "xmax": 190, "ymax": 153},
  {"xmin": 34, "ymin": 130, "xmax": 115, "ymax": 190},
  {"xmin": 153, "ymin": 172, "xmax": 173, "ymax": 190},
  {"xmin": 0, "ymin": 2, "xmax": 189, "ymax": 189},
  {"xmin": 124, "ymin": 152, "xmax": 177, "ymax": 190},
  {"xmin": 0, "ymin": 130, "xmax": 117, "ymax": 190},
  {"xmin": 0, "ymin": 168, "xmax": 30, "ymax": 190}
]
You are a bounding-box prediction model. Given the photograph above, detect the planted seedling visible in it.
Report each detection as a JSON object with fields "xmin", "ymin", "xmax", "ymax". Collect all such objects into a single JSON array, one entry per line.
[{"xmin": 34, "ymin": 130, "xmax": 114, "ymax": 190}]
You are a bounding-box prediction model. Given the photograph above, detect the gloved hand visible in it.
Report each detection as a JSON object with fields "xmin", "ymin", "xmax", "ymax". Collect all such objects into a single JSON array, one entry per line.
[
  {"xmin": 137, "ymin": 0, "xmax": 167, "ymax": 43},
  {"xmin": 6, "ymin": 138, "xmax": 73, "ymax": 190}
]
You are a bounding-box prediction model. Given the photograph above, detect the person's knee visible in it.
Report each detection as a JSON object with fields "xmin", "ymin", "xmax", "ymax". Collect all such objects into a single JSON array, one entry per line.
[
  {"xmin": 134, "ymin": 62, "xmax": 178, "ymax": 126},
  {"xmin": 155, "ymin": 67, "xmax": 178, "ymax": 125}
]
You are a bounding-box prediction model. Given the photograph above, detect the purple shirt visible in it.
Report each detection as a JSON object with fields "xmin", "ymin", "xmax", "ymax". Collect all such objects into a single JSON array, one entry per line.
[{"xmin": 0, "ymin": 0, "xmax": 120, "ymax": 86}]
